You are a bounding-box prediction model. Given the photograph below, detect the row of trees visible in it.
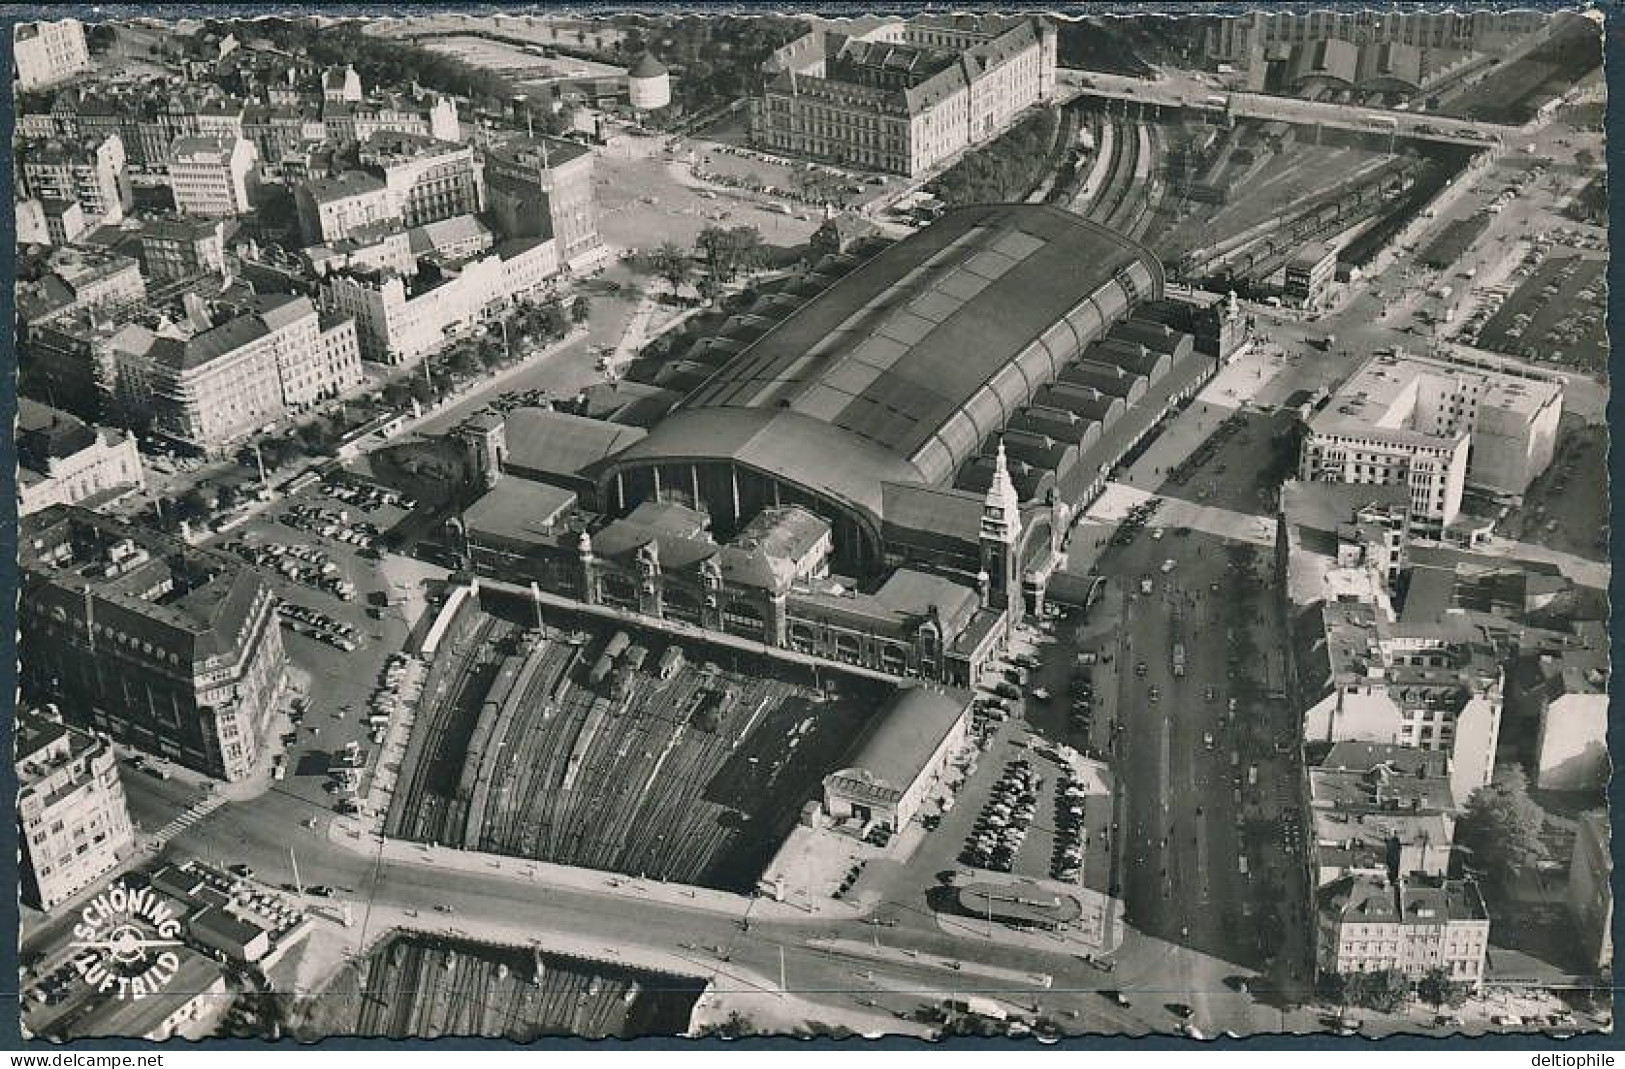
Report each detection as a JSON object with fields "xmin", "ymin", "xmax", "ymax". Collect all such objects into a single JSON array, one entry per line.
[
  {"xmin": 1319, "ymin": 968, "xmax": 1473, "ymax": 1013},
  {"xmin": 929, "ymin": 106, "xmax": 1062, "ymax": 207}
]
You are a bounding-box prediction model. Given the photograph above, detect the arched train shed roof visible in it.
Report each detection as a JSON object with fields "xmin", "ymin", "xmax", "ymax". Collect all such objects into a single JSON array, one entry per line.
[{"xmin": 595, "ymin": 204, "xmax": 1162, "ymax": 532}]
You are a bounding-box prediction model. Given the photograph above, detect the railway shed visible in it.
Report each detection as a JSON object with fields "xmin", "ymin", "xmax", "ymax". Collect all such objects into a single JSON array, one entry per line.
[{"xmin": 822, "ymin": 686, "xmax": 973, "ymax": 833}]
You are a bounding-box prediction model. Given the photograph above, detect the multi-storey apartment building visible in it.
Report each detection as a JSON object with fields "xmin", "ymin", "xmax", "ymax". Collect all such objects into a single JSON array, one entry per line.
[
  {"xmin": 18, "ymin": 399, "xmax": 145, "ymax": 517},
  {"xmin": 1297, "ymin": 598, "xmax": 1503, "ymax": 804},
  {"xmin": 295, "ymin": 171, "xmax": 400, "ymax": 245},
  {"xmin": 1206, "ymin": 9, "xmax": 1552, "ymax": 70},
  {"xmin": 1299, "ymin": 352, "xmax": 1562, "ymax": 536},
  {"xmin": 323, "ymin": 90, "xmax": 460, "ymax": 146},
  {"xmin": 482, "ymin": 135, "xmax": 604, "ymax": 271},
  {"xmin": 108, "ymin": 293, "xmax": 364, "ymax": 453},
  {"xmin": 751, "ymin": 15, "xmax": 1057, "ymax": 177},
  {"xmin": 17, "ymin": 707, "xmax": 136, "ymax": 912},
  {"xmin": 318, "ymin": 238, "xmax": 559, "ymax": 365},
  {"xmin": 139, "ymin": 217, "xmax": 230, "ymax": 280},
  {"xmin": 359, "ymin": 130, "xmax": 484, "ymax": 229},
  {"xmin": 20, "ymin": 133, "xmax": 131, "ymax": 226},
  {"xmin": 14, "ymin": 20, "xmax": 91, "ymax": 91},
  {"xmin": 1316, "ymin": 874, "xmax": 1491, "ymax": 991},
  {"xmin": 18, "ymin": 245, "xmax": 147, "ymax": 328},
  {"xmin": 167, "ymin": 135, "xmax": 259, "ymax": 217},
  {"xmin": 20, "ymin": 507, "xmax": 288, "ymax": 781}
]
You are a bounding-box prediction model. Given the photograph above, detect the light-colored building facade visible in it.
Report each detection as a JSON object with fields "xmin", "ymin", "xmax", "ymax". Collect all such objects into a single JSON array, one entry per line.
[
  {"xmin": 1300, "ymin": 352, "xmax": 1562, "ymax": 534},
  {"xmin": 295, "ymin": 171, "xmax": 399, "ymax": 245},
  {"xmin": 14, "ymin": 20, "xmax": 90, "ymax": 91},
  {"xmin": 360, "ymin": 131, "xmax": 485, "ymax": 229},
  {"xmin": 110, "ymin": 294, "xmax": 364, "ymax": 453},
  {"xmin": 17, "ymin": 708, "xmax": 136, "ymax": 911},
  {"xmin": 752, "ymin": 15, "xmax": 1058, "ymax": 177},
  {"xmin": 167, "ymin": 135, "xmax": 259, "ymax": 217},
  {"xmin": 1298, "ymin": 599, "xmax": 1503, "ymax": 804},
  {"xmin": 822, "ymin": 687, "xmax": 971, "ymax": 832},
  {"xmin": 318, "ymin": 238, "xmax": 559, "ymax": 365},
  {"xmin": 483, "ymin": 136, "xmax": 604, "ymax": 271},
  {"xmin": 1316, "ymin": 874, "xmax": 1491, "ymax": 991},
  {"xmin": 18, "ymin": 245, "xmax": 147, "ymax": 328},
  {"xmin": 20, "ymin": 133, "xmax": 131, "ymax": 226},
  {"xmin": 18, "ymin": 399, "xmax": 145, "ymax": 516}
]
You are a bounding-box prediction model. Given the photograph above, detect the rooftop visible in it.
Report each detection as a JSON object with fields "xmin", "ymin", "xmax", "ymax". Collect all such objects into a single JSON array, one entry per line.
[
  {"xmin": 608, "ymin": 205, "xmax": 1160, "ymax": 525},
  {"xmin": 829, "ymin": 686, "xmax": 971, "ymax": 797},
  {"xmin": 463, "ymin": 479, "xmax": 580, "ymax": 546},
  {"xmin": 21, "ymin": 505, "xmax": 270, "ymax": 663}
]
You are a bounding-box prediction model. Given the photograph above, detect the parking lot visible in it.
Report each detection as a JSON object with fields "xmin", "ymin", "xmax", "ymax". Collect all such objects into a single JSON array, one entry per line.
[{"xmin": 1470, "ymin": 249, "xmax": 1606, "ymax": 371}]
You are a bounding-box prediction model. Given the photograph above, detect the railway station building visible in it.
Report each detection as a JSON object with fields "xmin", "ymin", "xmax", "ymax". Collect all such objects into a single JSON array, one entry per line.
[{"xmin": 459, "ymin": 205, "xmax": 1201, "ymax": 684}]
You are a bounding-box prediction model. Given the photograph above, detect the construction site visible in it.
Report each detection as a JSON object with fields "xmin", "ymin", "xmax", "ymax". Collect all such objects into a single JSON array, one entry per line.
[
  {"xmin": 293, "ymin": 934, "xmax": 706, "ymax": 1040},
  {"xmin": 385, "ymin": 592, "xmax": 889, "ymax": 891}
]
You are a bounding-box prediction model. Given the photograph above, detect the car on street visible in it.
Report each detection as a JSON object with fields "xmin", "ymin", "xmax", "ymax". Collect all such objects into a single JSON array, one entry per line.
[
  {"xmin": 1148, "ymin": 687, "xmax": 1160, "ymax": 703},
  {"xmin": 1135, "ymin": 662, "xmax": 1148, "ymax": 677},
  {"xmin": 1029, "ymin": 687, "xmax": 1050, "ymax": 701},
  {"xmin": 228, "ymin": 864, "xmax": 254, "ymax": 879},
  {"xmin": 307, "ymin": 885, "xmax": 335, "ymax": 898}
]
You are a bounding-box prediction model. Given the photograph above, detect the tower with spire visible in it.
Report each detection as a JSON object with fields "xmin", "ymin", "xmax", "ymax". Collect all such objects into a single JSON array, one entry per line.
[{"xmin": 979, "ymin": 439, "xmax": 1025, "ymax": 626}]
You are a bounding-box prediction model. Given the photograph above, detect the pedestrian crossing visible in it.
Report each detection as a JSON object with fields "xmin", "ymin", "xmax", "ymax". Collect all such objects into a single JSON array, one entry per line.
[{"xmin": 146, "ymin": 793, "xmax": 228, "ymax": 850}]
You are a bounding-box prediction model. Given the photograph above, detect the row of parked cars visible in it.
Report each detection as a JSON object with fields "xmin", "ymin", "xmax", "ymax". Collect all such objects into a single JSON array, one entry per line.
[
  {"xmin": 325, "ymin": 479, "xmax": 415, "ymax": 514},
  {"xmin": 1112, "ymin": 495, "xmax": 1164, "ymax": 545},
  {"xmin": 278, "ymin": 602, "xmax": 362, "ymax": 652},
  {"xmin": 1069, "ymin": 665, "xmax": 1094, "ymax": 736},
  {"xmin": 228, "ymin": 539, "xmax": 359, "ymax": 601},
  {"xmin": 959, "ymin": 760, "xmax": 1044, "ymax": 874},
  {"xmin": 1051, "ymin": 775, "xmax": 1089, "ymax": 883}
]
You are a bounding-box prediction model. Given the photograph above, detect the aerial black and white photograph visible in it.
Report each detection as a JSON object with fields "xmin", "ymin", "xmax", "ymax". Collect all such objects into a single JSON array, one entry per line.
[{"xmin": 8, "ymin": 5, "xmax": 1614, "ymax": 1047}]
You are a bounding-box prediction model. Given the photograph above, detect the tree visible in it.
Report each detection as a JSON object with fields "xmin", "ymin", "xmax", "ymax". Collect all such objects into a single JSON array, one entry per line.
[
  {"xmin": 570, "ymin": 295, "xmax": 592, "ymax": 325},
  {"xmin": 1332, "ymin": 969, "xmax": 1411, "ymax": 1014},
  {"xmin": 177, "ymin": 488, "xmax": 213, "ymax": 523},
  {"xmin": 651, "ymin": 241, "xmax": 691, "ymax": 299},
  {"xmin": 1416, "ymin": 968, "xmax": 1471, "ymax": 1009},
  {"xmin": 1456, "ymin": 766, "xmax": 1548, "ymax": 892}
]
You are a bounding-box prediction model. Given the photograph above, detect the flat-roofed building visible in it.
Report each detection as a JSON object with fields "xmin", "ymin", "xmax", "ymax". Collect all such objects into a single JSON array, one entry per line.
[
  {"xmin": 21, "ymin": 133, "xmax": 130, "ymax": 227},
  {"xmin": 295, "ymin": 171, "xmax": 398, "ymax": 245},
  {"xmin": 359, "ymin": 130, "xmax": 484, "ymax": 229},
  {"xmin": 17, "ymin": 708, "xmax": 135, "ymax": 911},
  {"xmin": 483, "ymin": 135, "xmax": 604, "ymax": 271},
  {"xmin": 1285, "ymin": 242, "xmax": 1338, "ymax": 308},
  {"xmin": 14, "ymin": 20, "xmax": 90, "ymax": 91},
  {"xmin": 1295, "ymin": 599, "xmax": 1503, "ymax": 803},
  {"xmin": 20, "ymin": 506, "xmax": 288, "ymax": 781},
  {"xmin": 1300, "ymin": 352, "xmax": 1563, "ymax": 535},
  {"xmin": 167, "ymin": 135, "xmax": 259, "ymax": 217},
  {"xmin": 139, "ymin": 217, "xmax": 230, "ymax": 280}
]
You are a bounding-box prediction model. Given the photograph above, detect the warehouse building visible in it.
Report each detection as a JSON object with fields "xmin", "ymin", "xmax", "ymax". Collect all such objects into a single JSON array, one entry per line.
[{"xmin": 822, "ymin": 687, "xmax": 971, "ymax": 833}]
